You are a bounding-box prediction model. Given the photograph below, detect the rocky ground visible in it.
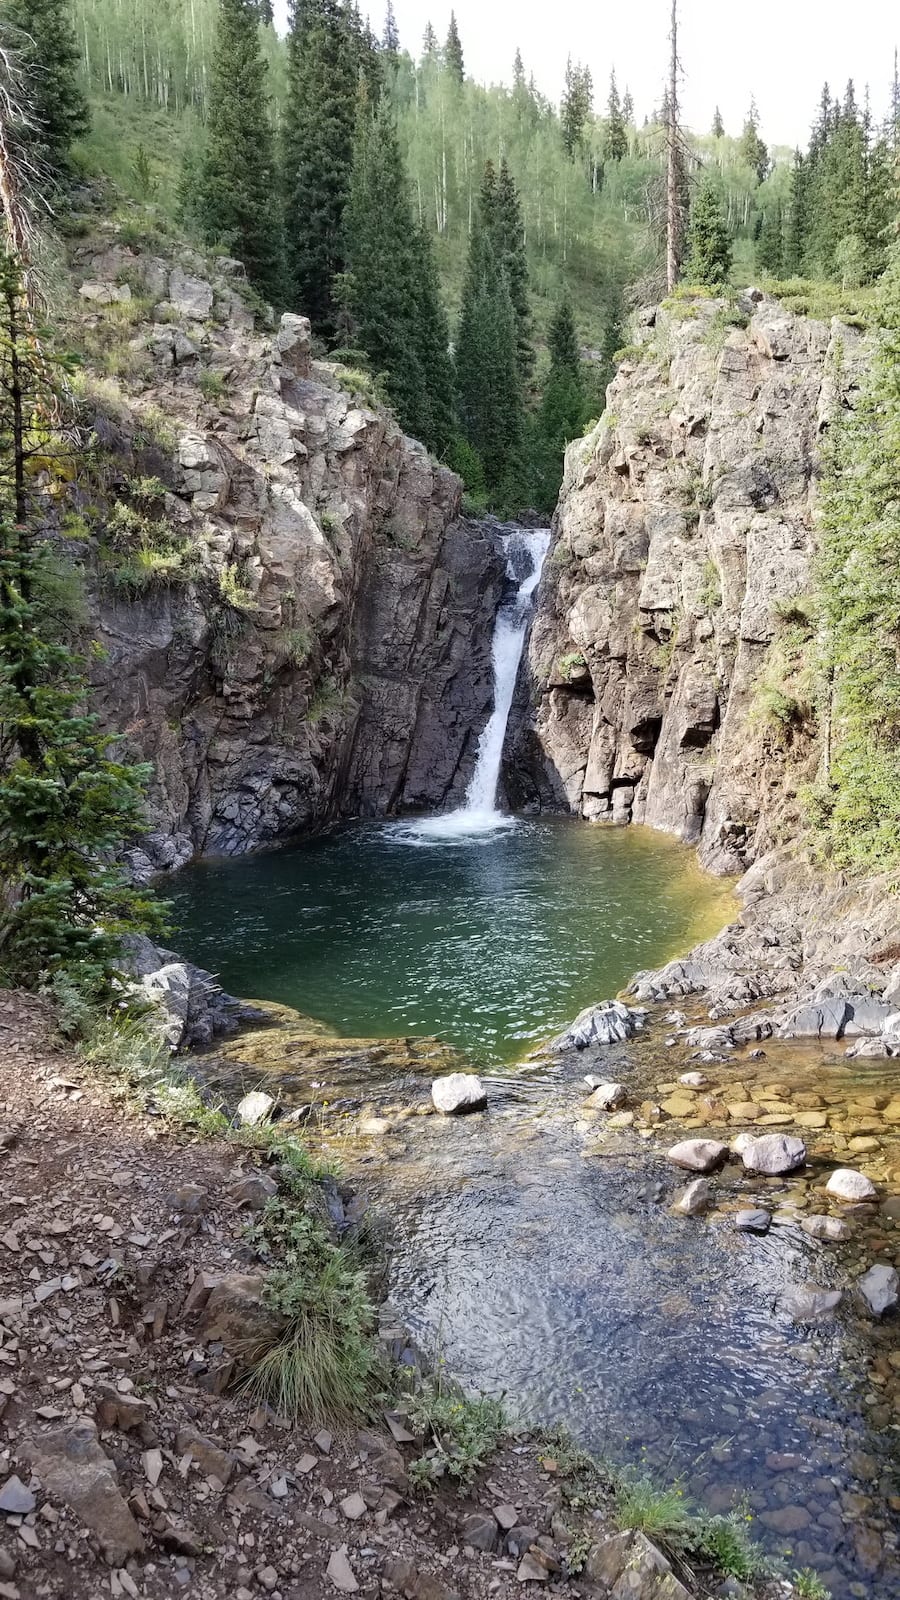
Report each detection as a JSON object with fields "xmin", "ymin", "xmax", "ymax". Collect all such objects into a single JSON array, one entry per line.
[{"xmin": 0, "ymin": 988, "xmax": 776, "ymax": 1600}]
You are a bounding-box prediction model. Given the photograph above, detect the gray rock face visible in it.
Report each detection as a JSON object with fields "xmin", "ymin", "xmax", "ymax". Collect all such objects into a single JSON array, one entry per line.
[
  {"xmin": 740, "ymin": 1133, "xmax": 806, "ymax": 1175},
  {"xmin": 551, "ymin": 999, "xmax": 645, "ymax": 1051},
  {"xmin": 66, "ymin": 242, "xmax": 508, "ymax": 870},
  {"xmin": 858, "ymin": 1264, "xmax": 899, "ymax": 1317},
  {"xmin": 667, "ymin": 1138, "xmax": 728, "ymax": 1173},
  {"xmin": 826, "ymin": 1168, "xmax": 877, "ymax": 1203},
  {"xmin": 512, "ymin": 293, "xmax": 868, "ymax": 877},
  {"xmin": 431, "ymin": 1074, "xmax": 487, "ymax": 1115}
]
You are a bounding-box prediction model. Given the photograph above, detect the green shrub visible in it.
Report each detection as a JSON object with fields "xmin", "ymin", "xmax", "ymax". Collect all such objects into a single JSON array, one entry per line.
[
  {"xmin": 614, "ymin": 1474, "xmax": 693, "ymax": 1541},
  {"xmin": 197, "ymin": 368, "xmax": 226, "ymax": 400},
  {"xmin": 405, "ymin": 1379, "xmax": 506, "ymax": 1490}
]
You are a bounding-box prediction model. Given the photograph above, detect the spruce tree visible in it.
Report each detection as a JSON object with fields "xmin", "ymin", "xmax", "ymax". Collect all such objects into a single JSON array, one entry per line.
[
  {"xmin": 444, "ymin": 12, "xmax": 464, "ymax": 83},
  {"xmin": 757, "ymin": 202, "xmax": 784, "ymax": 275},
  {"xmin": 382, "ymin": 0, "xmax": 399, "ymax": 58},
  {"xmin": 784, "ymin": 150, "xmax": 809, "ymax": 274},
  {"xmin": 344, "ymin": 100, "xmax": 454, "ymax": 453},
  {"xmin": 192, "ymin": 0, "xmax": 283, "ymax": 305},
  {"xmin": 532, "ymin": 298, "xmax": 587, "ymax": 512},
  {"xmin": 622, "ymin": 88, "xmax": 634, "ymax": 127},
  {"xmin": 2, "ymin": 0, "xmax": 89, "ymax": 167},
  {"xmin": 712, "ymin": 106, "xmax": 725, "ymax": 138},
  {"xmin": 739, "ymin": 99, "xmax": 769, "ymax": 182},
  {"xmin": 422, "ymin": 21, "xmax": 438, "ymax": 59},
  {"xmin": 604, "ymin": 71, "xmax": 628, "ymax": 161},
  {"xmin": 282, "ymin": 0, "xmax": 360, "ymax": 333},
  {"xmin": 455, "ymin": 174, "xmax": 525, "ymax": 503},
  {"xmin": 492, "ymin": 159, "xmax": 532, "ymax": 377},
  {"xmin": 685, "ymin": 177, "xmax": 732, "ymax": 286},
  {"xmin": 561, "ymin": 57, "xmax": 592, "ymax": 157}
]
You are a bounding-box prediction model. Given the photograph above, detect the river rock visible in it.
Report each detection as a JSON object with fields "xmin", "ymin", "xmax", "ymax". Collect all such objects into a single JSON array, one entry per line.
[
  {"xmin": 667, "ymin": 1138, "xmax": 728, "ymax": 1173},
  {"xmin": 584, "ymin": 1529, "xmax": 691, "ymax": 1598},
  {"xmin": 858, "ymin": 1264, "xmax": 899, "ymax": 1317},
  {"xmin": 801, "ymin": 1214, "xmax": 851, "ymax": 1242},
  {"xmin": 585, "ymin": 1081, "xmax": 627, "ymax": 1111},
  {"xmin": 779, "ymin": 1284, "xmax": 843, "ymax": 1322},
  {"xmin": 21, "ymin": 1421, "xmax": 144, "ymax": 1563},
  {"xmin": 431, "ymin": 1073, "xmax": 487, "ymax": 1114},
  {"xmin": 826, "ymin": 1168, "xmax": 877, "ymax": 1202},
  {"xmin": 735, "ymin": 1208, "xmax": 771, "ymax": 1233},
  {"xmin": 740, "ymin": 1133, "xmax": 806, "ymax": 1175},
  {"xmin": 674, "ymin": 1178, "xmax": 709, "ymax": 1216},
  {"xmin": 236, "ymin": 1090, "xmax": 277, "ymax": 1127},
  {"xmin": 551, "ymin": 1000, "xmax": 645, "ymax": 1051},
  {"xmin": 678, "ymin": 1072, "xmax": 707, "ymax": 1087}
]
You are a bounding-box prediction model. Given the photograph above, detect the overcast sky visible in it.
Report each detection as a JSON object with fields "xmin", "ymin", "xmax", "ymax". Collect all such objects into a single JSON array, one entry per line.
[{"xmin": 272, "ymin": 0, "xmax": 897, "ymax": 149}]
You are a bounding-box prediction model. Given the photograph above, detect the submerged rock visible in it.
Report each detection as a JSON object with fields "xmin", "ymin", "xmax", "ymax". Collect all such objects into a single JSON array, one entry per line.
[
  {"xmin": 779, "ymin": 1284, "xmax": 843, "ymax": 1322},
  {"xmin": 740, "ymin": 1133, "xmax": 806, "ymax": 1176},
  {"xmin": 826, "ymin": 1168, "xmax": 877, "ymax": 1203},
  {"xmin": 858, "ymin": 1264, "xmax": 899, "ymax": 1317},
  {"xmin": 584, "ymin": 1081, "xmax": 627, "ymax": 1111},
  {"xmin": 674, "ymin": 1178, "xmax": 709, "ymax": 1217},
  {"xmin": 735, "ymin": 1208, "xmax": 771, "ymax": 1234},
  {"xmin": 801, "ymin": 1214, "xmax": 851, "ymax": 1242},
  {"xmin": 667, "ymin": 1138, "xmax": 728, "ymax": 1173},
  {"xmin": 431, "ymin": 1073, "xmax": 487, "ymax": 1115},
  {"xmin": 551, "ymin": 1000, "xmax": 645, "ymax": 1052}
]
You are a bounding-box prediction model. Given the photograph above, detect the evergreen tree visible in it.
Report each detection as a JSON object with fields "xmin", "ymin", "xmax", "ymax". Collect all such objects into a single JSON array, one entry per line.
[
  {"xmin": 532, "ymin": 298, "xmax": 587, "ymax": 512},
  {"xmin": 712, "ymin": 106, "xmax": 725, "ymax": 138},
  {"xmin": 757, "ymin": 201, "xmax": 784, "ymax": 275},
  {"xmin": 382, "ymin": 0, "xmax": 399, "ymax": 58},
  {"xmin": 604, "ymin": 70, "xmax": 628, "ymax": 162},
  {"xmin": 421, "ymin": 20, "xmax": 438, "ymax": 59},
  {"xmin": 739, "ymin": 99, "xmax": 769, "ymax": 182},
  {"xmin": 513, "ymin": 49, "xmax": 526, "ymax": 93},
  {"xmin": 344, "ymin": 99, "xmax": 454, "ymax": 452},
  {"xmin": 444, "ymin": 11, "xmax": 464, "ymax": 83},
  {"xmin": 685, "ymin": 176, "xmax": 732, "ymax": 285},
  {"xmin": 622, "ymin": 88, "xmax": 634, "ymax": 127},
  {"xmin": 561, "ymin": 57, "xmax": 592, "ymax": 158},
  {"xmin": 491, "ymin": 158, "xmax": 532, "ymax": 377},
  {"xmin": 784, "ymin": 149, "xmax": 809, "ymax": 274},
  {"xmin": 282, "ymin": 0, "xmax": 360, "ymax": 333},
  {"xmin": 191, "ymin": 0, "xmax": 283, "ymax": 305},
  {"xmin": 2, "ymin": 0, "xmax": 89, "ymax": 167},
  {"xmin": 254, "ymin": 0, "xmax": 275, "ymax": 21},
  {"xmin": 455, "ymin": 167, "xmax": 525, "ymax": 503}
]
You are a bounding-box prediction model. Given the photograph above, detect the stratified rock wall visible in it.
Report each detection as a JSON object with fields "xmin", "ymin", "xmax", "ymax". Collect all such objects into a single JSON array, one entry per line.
[
  {"xmin": 513, "ymin": 293, "xmax": 868, "ymax": 874},
  {"xmin": 66, "ymin": 239, "xmax": 504, "ymax": 873}
]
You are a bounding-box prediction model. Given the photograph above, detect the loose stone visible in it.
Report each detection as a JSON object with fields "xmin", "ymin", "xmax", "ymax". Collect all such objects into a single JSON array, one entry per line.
[
  {"xmin": 667, "ymin": 1139, "xmax": 728, "ymax": 1173},
  {"xmin": 740, "ymin": 1133, "xmax": 807, "ymax": 1175},
  {"xmin": 236, "ymin": 1091, "xmax": 277, "ymax": 1128},
  {"xmin": 735, "ymin": 1209, "xmax": 771, "ymax": 1234},
  {"xmin": 779, "ymin": 1284, "xmax": 843, "ymax": 1321},
  {"xmin": 584, "ymin": 1082, "xmax": 627, "ymax": 1111},
  {"xmin": 858, "ymin": 1263, "xmax": 899, "ymax": 1317},
  {"xmin": 826, "ymin": 1168, "xmax": 877, "ymax": 1202},
  {"xmin": 431, "ymin": 1073, "xmax": 487, "ymax": 1115},
  {"xmin": 673, "ymin": 1178, "xmax": 710, "ymax": 1216},
  {"xmin": 801, "ymin": 1215, "xmax": 851, "ymax": 1242}
]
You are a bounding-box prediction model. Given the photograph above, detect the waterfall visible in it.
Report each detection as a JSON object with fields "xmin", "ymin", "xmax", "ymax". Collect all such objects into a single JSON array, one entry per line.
[{"xmin": 401, "ymin": 526, "xmax": 549, "ymax": 840}]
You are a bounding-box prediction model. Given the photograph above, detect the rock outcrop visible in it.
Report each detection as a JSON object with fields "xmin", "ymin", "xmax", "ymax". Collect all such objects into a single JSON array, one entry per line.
[
  {"xmin": 63, "ymin": 235, "xmax": 505, "ymax": 873},
  {"xmin": 512, "ymin": 291, "xmax": 868, "ymax": 875}
]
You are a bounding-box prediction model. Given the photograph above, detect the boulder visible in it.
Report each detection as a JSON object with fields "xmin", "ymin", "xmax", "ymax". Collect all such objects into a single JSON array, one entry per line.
[
  {"xmin": 140, "ymin": 961, "xmax": 192, "ymax": 1049},
  {"xmin": 735, "ymin": 1209, "xmax": 771, "ymax": 1234},
  {"xmin": 740, "ymin": 1133, "xmax": 806, "ymax": 1175},
  {"xmin": 673, "ymin": 1178, "xmax": 709, "ymax": 1217},
  {"xmin": 198, "ymin": 1272, "xmax": 286, "ymax": 1361},
  {"xmin": 22, "ymin": 1421, "xmax": 144, "ymax": 1564},
  {"xmin": 801, "ymin": 1215, "xmax": 850, "ymax": 1242},
  {"xmin": 273, "ymin": 312, "xmax": 312, "ymax": 380},
  {"xmin": 779, "ymin": 1284, "xmax": 842, "ymax": 1322},
  {"xmin": 858, "ymin": 1264, "xmax": 899, "ymax": 1317},
  {"xmin": 431, "ymin": 1073, "xmax": 487, "ymax": 1115},
  {"xmin": 459, "ymin": 1511, "xmax": 497, "ymax": 1551},
  {"xmin": 584, "ymin": 1529, "xmax": 691, "ymax": 1598},
  {"xmin": 236, "ymin": 1090, "xmax": 277, "ymax": 1127},
  {"xmin": 585, "ymin": 1082, "xmax": 627, "ymax": 1111},
  {"xmin": 667, "ymin": 1139, "xmax": 728, "ymax": 1173},
  {"xmin": 79, "ymin": 280, "xmax": 132, "ymax": 305},
  {"xmin": 168, "ymin": 265, "xmax": 213, "ymax": 319},
  {"xmin": 551, "ymin": 1000, "xmax": 645, "ymax": 1051},
  {"xmin": 826, "ymin": 1168, "xmax": 877, "ymax": 1203}
]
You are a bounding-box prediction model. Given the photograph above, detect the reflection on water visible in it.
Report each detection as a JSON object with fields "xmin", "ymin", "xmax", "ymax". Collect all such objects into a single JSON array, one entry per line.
[{"xmin": 169, "ymin": 819, "xmax": 734, "ymax": 1064}]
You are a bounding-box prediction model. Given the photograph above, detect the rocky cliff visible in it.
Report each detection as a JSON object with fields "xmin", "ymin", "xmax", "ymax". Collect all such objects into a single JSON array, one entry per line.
[
  {"xmin": 512, "ymin": 291, "xmax": 867, "ymax": 875},
  {"xmin": 60, "ymin": 233, "xmax": 503, "ymax": 874}
]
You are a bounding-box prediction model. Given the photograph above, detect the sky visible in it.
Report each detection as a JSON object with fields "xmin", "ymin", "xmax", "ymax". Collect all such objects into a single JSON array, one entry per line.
[{"xmin": 272, "ymin": 0, "xmax": 898, "ymax": 149}]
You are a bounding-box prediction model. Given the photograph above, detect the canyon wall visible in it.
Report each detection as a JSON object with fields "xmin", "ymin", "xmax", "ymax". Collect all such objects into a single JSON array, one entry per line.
[
  {"xmin": 512, "ymin": 291, "xmax": 868, "ymax": 876},
  {"xmin": 65, "ymin": 237, "xmax": 503, "ymax": 876}
]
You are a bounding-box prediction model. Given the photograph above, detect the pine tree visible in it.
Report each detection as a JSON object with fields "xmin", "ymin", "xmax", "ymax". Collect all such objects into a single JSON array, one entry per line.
[
  {"xmin": 604, "ymin": 70, "xmax": 628, "ymax": 161},
  {"xmin": 757, "ymin": 201, "xmax": 784, "ymax": 275},
  {"xmin": 739, "ymin": 99, "xmax": 769, "ymax": 182},
  {"xmin": 513, "ymin": 49, "xmax": 526, "ymax": 93},
  {"xmin": 444, "ymin": 11, "xmax": 464, "ymax": 83},
  {"xmin": 532, "ymin": 298, "xmax": 587, "ymax": 512},
  {"xmin": 712, "ymin": 106, "xmax": 725, "ymax": 138},
  {"xmin": 421, "ymin": 20, "xmax": 438, "ymax": 59},
  {"xmin": 685, "ymin": 176, "xmax": 732, "ymax": 286},
  {"xmin": 2, "ymin": 0, "xmax": 89, "ymax": 167},
  {"xmin": 622, "ymin": 88, "xmax": 634, "ymax": 127},
  {"xmin": 344, "ymin": 99, "xmax": 453, "ymax": 453},
  {"xmin": 492, "ymin": 158, "xmax": 532, "ymax": 377},
  {"xmin": 455, "ymin": 169, "xmax": 525, "ymax": 503},
  {"xmin": 784, "ymin": 150, "xmax": 809, "ymax": 274},
  {"xmin": 382, "ymin": 0, "xmax": 399, "ymax": 58},
  {"xmin": 561, "ymin": 57, "xmax": 592, "ymax": 158},
  {"xmin": 282, "ymin": 0, "xmax": 360, "ymax": 333},
  {"xmin": 254, "ymin": 0, "xmax": 274, "ymax": 21},
  {"xmin": 191, "ymin": 0, "xmax": 283, "ymax": 305}
]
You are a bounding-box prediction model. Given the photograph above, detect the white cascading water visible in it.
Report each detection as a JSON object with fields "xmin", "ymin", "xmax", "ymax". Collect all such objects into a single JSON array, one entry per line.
[{"xmin": 404, "ymin": 526, "xmax": 550, "ymax": 840}]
